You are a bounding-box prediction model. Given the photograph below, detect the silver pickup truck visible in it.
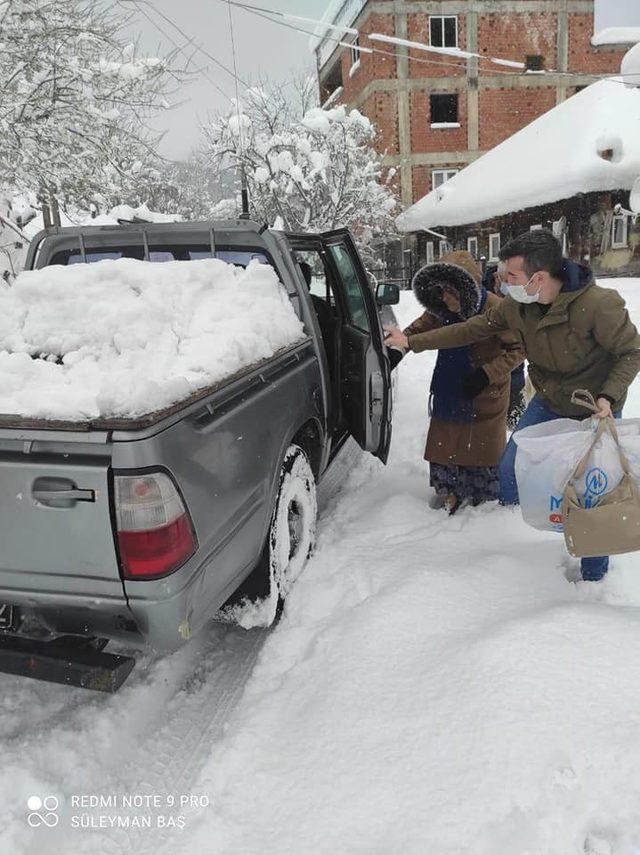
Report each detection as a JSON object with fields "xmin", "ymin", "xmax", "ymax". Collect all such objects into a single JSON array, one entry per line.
[{"xmin": 0, "ymin": 220, "xmax": 397, "ymax": 691}]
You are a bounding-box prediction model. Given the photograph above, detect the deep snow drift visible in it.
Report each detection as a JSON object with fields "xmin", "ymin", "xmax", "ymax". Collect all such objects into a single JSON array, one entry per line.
[
  {"xmin": 0, "ymin": 258, "xmax": 305, "ymax": 421},
  {"xmin": 176, "ymin": 279, "xmax": 640, "ymax": 855}
]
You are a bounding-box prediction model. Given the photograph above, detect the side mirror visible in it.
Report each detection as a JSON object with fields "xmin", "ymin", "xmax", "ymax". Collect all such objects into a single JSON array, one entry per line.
[{"xmin": 376, "ymin": 282, "xmax": 400, "ymax": 306}]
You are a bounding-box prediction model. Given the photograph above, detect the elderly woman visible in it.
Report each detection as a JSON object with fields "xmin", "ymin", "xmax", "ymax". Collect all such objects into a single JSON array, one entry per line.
[{"xmin": 392, "ymin": 251, "xmax": 524, "ymax": 515}]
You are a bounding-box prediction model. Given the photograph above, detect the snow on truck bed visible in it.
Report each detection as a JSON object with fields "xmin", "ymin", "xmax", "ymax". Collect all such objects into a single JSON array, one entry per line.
[{"xmin": 0, "ymin": 258, "xmax": 306, "ymax": 423}]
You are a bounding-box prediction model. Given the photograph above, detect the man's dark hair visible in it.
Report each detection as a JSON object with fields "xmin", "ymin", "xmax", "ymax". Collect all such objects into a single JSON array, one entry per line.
[{"xmin": 498, "ymin": 229, "xmax": 564, "ymax": 278}]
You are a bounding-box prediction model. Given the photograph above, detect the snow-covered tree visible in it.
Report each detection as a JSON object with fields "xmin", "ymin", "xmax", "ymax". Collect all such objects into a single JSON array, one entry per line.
[
  {"xmin": 202, "ymin": 83, "xmax": 398, "ymax": 257},
  {"xmin": 0, "ymin": 0, "xmax": 184, "ymax": 212},
  {"xmin": 138, "ymin": 151, "xmax": 237, "ymax": 221}
]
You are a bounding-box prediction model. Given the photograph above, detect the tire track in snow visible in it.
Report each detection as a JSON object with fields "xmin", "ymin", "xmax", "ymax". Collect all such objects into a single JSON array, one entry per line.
[
  {"xmin": 122, "ymin": 624, "xmax": 269, "ymax": 855},
  {"xmin": 25, "ymin": 622, "xmax": 269, "ymax": 855}
]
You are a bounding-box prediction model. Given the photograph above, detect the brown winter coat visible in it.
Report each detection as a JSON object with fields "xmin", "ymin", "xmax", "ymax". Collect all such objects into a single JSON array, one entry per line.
[
  {"xmin": 405, "ymin": 273, "xmax": 524, "ymax": 468},
  {"xmin": 407, "ymin": 268, "xmax": 640, "ymax": 418}
]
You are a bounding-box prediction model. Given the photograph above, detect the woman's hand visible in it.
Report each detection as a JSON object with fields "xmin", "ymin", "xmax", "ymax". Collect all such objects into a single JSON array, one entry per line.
[{"xmin": 383, "ymin": 325, "xmax": 408, "ymax": 350}]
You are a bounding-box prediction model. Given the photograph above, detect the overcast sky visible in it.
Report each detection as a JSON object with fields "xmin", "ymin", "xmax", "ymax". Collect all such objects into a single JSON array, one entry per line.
[{"xmin": 132, "ymin": 0, "xmax": 640, "ymax": 160}]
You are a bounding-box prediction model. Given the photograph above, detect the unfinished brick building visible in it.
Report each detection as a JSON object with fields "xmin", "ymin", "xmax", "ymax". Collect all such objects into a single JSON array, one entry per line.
[{"xmin": 314, "ymin": 1, "xmax": 634, "ymax": 278}]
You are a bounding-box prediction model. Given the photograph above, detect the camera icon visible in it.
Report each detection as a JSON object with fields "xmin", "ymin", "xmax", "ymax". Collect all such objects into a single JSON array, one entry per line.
[{"xmin": 27, "ymin": 795, "xmax": 59, "ymax": 828}]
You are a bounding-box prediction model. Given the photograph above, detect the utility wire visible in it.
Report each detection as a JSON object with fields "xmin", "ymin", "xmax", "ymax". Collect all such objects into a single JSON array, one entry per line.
[
  {"xmin": 220, "ymin": 0, "xmax": 507, "ymax": 77},
  {"xmin": 122, "ymin": 0, "xmax": 237, "ymax": 105},
  {"xmin": 222, "ymin": 0, "xmax": 636, "ymax": 86},
  {"xmin": 224, "ymin": 0, "xmax": 250, "ymax": 214},
  {"xmin": 221, "ymin": 0, "xmax": 358, "ymax": 37},
  {"xmin": 122, "ymin": 0, "xmax": 249, "ymax": 89},
  {"xmin": 226, "ymin": 1, "xmax": 244, "ymax": 110}
]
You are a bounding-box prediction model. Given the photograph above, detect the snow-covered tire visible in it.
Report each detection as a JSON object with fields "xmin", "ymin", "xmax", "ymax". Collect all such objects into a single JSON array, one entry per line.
[
  {"xmin": 267, "ymin": 444, "xmax": 317, "ymax": 603},
  {"xmin": 220, "ymin": 444, "xmax": 317, "ymax": 628}
]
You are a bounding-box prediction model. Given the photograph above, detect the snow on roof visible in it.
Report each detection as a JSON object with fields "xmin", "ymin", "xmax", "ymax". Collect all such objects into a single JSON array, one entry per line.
[
  {"xmin": 591, "ymin": 27, "xmax": 640, "ymax": 46},
  {"xmin": 397, "ymin": 78, "xmax": 640, "ymax": 232},
  {"xmin": 309, "ymin": 0, "xmax": 347, "ymax": 51},
  {"xmin": 622, "ymin": 41, "xmax": 640, "ymax": 87},
  {"xmin": 0, "ymin": 258, "xmax": 305, "ymax": 421},
  {"xmin": 309, "ymin": 0, "xmax": 367, "ymax": 66}
]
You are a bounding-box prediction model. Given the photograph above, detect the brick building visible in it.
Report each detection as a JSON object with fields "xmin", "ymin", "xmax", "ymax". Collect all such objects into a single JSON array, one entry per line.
[
  {"xmin": 314, "ymin": 1, "xmax": 634, "ymax": 278},
  {"xmin": 396, "ymin": 75, "xmax": 640, "ymax": 278}
]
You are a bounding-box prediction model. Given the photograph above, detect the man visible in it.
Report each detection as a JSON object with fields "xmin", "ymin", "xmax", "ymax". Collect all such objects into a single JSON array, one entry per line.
[{"xmin": 384, "ymin": 230, "xmax": 640, "ymax": 582}]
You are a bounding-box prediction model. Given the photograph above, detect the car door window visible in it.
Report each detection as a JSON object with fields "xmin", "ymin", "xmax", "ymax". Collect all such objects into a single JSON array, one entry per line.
[
  {"xmin": 294, "ymin": 250, "xmax": 335, "ymax": 304},
  {"xmin": 327, "ymin": 244, "xmax": 370, "ymax": 332}
]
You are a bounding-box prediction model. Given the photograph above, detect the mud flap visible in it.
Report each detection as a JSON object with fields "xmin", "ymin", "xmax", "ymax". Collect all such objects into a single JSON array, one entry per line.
[{"xmin": 0, "ymin": 635, "xmax": 135, "ymax": 692}]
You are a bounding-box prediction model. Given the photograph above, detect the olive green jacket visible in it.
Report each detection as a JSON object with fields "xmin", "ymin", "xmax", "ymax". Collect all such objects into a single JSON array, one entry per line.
[{"xmin": 407, "ymin": 278, "xmax": 640, "ymax": 418}]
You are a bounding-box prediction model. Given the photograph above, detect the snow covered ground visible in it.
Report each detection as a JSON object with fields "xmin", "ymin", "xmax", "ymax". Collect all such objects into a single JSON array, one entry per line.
[{"xmin": 4, "ymin": 278, "xmax": 640, "ymax": 855}]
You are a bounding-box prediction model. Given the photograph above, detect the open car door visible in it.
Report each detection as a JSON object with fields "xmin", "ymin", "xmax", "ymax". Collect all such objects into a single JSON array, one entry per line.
[{"xmin": 321, "ymin": 229, "xmax": 392, "ymax": 463}]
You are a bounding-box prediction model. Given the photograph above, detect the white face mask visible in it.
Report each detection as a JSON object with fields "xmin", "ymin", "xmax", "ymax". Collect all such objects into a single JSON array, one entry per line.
[
  {"xmin": 499, "ymin": 281, "xmax": 510, "ymax": 297},
  {"xmin": 506, "ymin": 273, "xmax": 540, "ymax": 304}
]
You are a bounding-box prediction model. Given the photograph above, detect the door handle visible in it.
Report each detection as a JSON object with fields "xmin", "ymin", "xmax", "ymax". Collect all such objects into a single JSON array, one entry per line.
[
  {"xmin": 32, "ymin": 477, "xmax": 96, "ymax": 507},
  {"xmin": 33, "ymin": 489, "xmax": 95, "ymax": 503}
]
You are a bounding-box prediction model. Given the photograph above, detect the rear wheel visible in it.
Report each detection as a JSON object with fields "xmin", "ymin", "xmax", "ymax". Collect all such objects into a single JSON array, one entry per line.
[{"xmin": 221, "ymin": 444, "xmax": 317, "ymax": 628}]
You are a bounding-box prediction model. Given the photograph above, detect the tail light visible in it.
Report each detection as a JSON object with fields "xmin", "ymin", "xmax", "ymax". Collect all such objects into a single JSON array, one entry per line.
[{"xmin": 114, "ymin": 472, "xmax": 197, "ymax": 579}]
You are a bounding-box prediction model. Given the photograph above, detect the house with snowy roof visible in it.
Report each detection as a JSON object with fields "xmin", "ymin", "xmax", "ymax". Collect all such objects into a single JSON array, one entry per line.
[
  {"xmin": 312, "ymin": 0, "xmax": 635, "ymax": 282},
  {"xmin": 396, "ymin": 75, "xmax": 640, "ymax": 278}
]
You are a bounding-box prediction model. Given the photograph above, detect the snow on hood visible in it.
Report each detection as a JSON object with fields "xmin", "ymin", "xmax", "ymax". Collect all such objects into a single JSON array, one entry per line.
[
  {"xmin": 0, "ymin": 258, "xmax": 305, "ymax": 421},
  {"xmin": 397, "ymin": 78, "xmax": 640, "ymax": 232}
]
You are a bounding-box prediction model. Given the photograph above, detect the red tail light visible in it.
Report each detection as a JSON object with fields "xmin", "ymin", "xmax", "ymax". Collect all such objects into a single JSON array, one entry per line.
[{"xmin": 114, "ymin": 472, "xmax": 196, "ymax": 579}]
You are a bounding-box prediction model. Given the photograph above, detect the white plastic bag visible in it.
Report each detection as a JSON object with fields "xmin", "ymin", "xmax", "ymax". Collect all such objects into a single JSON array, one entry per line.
[{"xmin": 513, "ymin": 418, "xmax": 640, "ymax": 532}]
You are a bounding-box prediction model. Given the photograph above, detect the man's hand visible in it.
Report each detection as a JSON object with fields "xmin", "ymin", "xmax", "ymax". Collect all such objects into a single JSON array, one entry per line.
[
  {"xmin": 594, "ymin": 397, "xmax": 613, "ymax": 419},
  {"xmin": 383, "ymin": 325, "xmax": 409, "ymax": 350}
]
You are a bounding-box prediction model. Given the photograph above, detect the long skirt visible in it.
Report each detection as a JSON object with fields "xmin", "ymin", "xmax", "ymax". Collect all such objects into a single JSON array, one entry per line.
[{"xmin": 429, "ymin": 461, "xmax": 499, "ymax": 503}]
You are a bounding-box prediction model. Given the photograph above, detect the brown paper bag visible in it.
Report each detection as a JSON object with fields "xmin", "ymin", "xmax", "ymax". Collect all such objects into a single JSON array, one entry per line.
[{"xmin": 563, "ymin": 416, "xmax": 640, "ymax": 558}]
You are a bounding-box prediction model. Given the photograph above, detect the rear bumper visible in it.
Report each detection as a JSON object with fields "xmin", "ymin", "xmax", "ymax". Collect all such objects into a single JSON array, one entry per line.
[
  {"xmin": 0, "ymin": 588, "xmax": 143, "ymax": 647},
  {"xmin": 125, "ymin": 554, "xmax": 253, "ymax": 652},
  {"xmin": 0, "ymin": 552, "xmax": 239, "ymax": 653}
]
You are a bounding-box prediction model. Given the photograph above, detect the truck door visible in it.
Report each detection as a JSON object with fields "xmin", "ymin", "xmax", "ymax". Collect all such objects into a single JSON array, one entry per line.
[{"xmin": 321, "ymin": 229, "xmax": 392, "ymax": 463}]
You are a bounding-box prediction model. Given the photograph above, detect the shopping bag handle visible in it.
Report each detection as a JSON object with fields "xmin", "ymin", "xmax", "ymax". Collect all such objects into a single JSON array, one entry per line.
[
  {"xmin": 569, "ymin": 411, "xmax": 634, "ymax": 485},
  {"xmin": 571, "ymin": 389, "xmax": 598, "ymax": 414},
  {"xmin": 604, "ymin": 418, "xmax": 634, "ymax": 480},
  {"xmin": 570, "ymin": 390, "xmax": 608, "ymax": 481},
  {"xmin": 571, "ymin": 418, "xmax": 608, "ymax": 482},
  {"xmin": 570, "ymin": 388, "xmax": 633, "ymax": 478}
]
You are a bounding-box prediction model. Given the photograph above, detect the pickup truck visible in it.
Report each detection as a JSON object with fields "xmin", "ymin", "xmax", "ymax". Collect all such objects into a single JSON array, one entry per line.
[{"xmin": 0, "ymin": 219, "xmax": 397, "ymax": 691}]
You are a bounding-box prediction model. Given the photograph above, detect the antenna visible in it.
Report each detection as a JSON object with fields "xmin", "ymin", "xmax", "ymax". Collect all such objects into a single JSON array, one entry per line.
[{"xmin": 226, "ymin": 1, "xmax": 250, "ymax": 217}]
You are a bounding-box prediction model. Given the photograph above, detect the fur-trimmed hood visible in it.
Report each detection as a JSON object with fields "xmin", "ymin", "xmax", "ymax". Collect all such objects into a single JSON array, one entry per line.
[{"xmin": 412, "ymin": 250, "xmax": 482, "ymax": 321}]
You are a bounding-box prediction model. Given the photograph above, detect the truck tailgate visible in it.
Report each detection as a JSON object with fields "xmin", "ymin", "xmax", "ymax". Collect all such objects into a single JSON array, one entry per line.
[{"xmin": 0, "ymin": 453, "xmax": 124, "ymax": 601}]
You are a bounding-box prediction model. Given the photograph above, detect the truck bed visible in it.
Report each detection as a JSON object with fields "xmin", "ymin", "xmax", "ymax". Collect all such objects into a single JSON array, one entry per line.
[{"xmin": 0, "ymin": 340, "xmax": 312, "ymax": 434}]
